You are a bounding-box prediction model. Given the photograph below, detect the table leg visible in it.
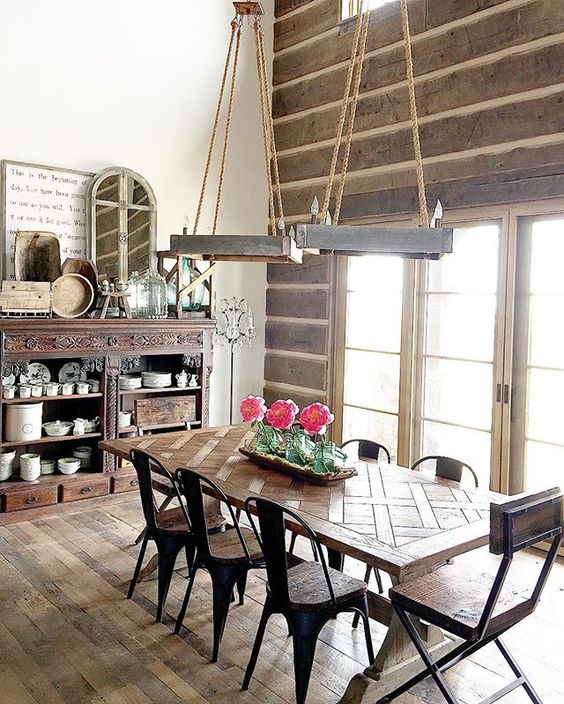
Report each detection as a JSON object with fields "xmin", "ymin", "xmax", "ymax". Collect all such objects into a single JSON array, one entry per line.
[{"xmin": 339, "ymin": 578, "xmax": 457, "ymax": 704}]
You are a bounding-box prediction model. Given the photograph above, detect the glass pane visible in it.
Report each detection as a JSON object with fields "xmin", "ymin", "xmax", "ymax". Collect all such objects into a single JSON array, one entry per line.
[
  {"xmin": 530, "ymin": 219, "xmax": 564, "ymax": 294},
  {"xmin": 346, "ymin": 291, "xmax": 402, "ymax": 353},
  {"xmin": 427, "ymin": 225, "xmax": 499, "ymax": 294},
  {"xmin": 128, "ymin": 209, "xmax": 151, "ymax": 275},
  {"xmin": 423, "ymin": 358, "xmax": 493, "ymax": 431},
  {"xmin": 425, "ymin": 294, "xmax": 496, "ymax": 362},
  {"xmin": 527, "ymin": 369, "xmax": 564, "ymax": 446},
  {"xmin": 529, "ymin": 295, "xmax": 564, "ymax": 369},
  {"xmin": 96, "ymin": 175, "xmax": 119, "ymax": 202},
  {"xmin": 344, "ymin": 349, "xmax": 400, "ymax": 413},
  {"xmin": 525, "ymin": 441, "xmax": 564, "ymax": 492},
  {"xmin": 422, "ymin": 420, "xmax": 491, "ymax": 488},
  {"xmin": 343, "ymin": 406, "xmax": 398, "ymax": 462},
  {"xmin": 95, "ymin": 204, "xmax": 119, "ymax": 280},
  {"xmin": 347, "ymin": 255, "xmax": 403, "ymax": 294}
]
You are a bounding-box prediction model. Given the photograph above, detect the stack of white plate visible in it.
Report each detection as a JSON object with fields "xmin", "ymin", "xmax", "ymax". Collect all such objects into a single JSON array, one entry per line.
[
  {"xmin": 142, "ymin": 372, "xmax": 172, "ymax": 389},
  {"xmin": 119, "ymin": 375, "xmax": 142, "ymax": 390}
]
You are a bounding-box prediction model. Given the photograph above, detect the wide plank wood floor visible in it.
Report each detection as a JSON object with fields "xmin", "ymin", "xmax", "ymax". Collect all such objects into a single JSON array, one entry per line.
[{"xmin": 0, "ymin": 498, "xmax": 562, "ymax": 704}]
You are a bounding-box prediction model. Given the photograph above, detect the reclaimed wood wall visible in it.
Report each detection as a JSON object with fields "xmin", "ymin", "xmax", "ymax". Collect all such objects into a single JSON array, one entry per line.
[{"xmin": 264, "ymin": 0, "xmax": 564, "ymax": 406}]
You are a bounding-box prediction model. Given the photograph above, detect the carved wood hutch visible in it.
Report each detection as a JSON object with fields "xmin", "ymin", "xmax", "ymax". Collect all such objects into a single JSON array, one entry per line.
[{"xmin": 0, "ymin": 318, "xmax": 214, "ymax": 522}]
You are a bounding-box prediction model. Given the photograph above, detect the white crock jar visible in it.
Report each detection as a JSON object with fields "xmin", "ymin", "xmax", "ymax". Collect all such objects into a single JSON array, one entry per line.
[{"xmin": 5, "ymin": 402, "xmax": 43, "ymax": 442}]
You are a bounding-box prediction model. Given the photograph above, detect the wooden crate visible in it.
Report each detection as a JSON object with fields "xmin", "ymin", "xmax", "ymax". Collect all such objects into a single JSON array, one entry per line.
[{"xmin": 0, "ymin": 281, "xmax": 52, "ymax": 317}]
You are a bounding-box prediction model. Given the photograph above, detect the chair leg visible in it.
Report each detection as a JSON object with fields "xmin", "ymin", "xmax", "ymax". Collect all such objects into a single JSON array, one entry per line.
[
  {"xmin": 156, "ymin": 540, "xmax": 183, "ymax": 623},
  {"xmin": 210, "ymin": 568, "xmax": 240, "ymax": 663},
  {"xmin": 293, "ymin": 632, "xmax": 319, "ymax": 704},
  {"xmin": 353, "ymin": 564, "xmax": 373, "ymax": 628},
  {"xmin": 174, "ymin": 562, "xmax": 199, "ymax": 635},
  {"xmin": 495, "ymin": 638, "xmax": 543, "ymax": 704},
  {"xmin": 128, "ymin": 532, "xmax": 149, "ymax": 599},
  {"xmin": 242, "ymin": 600, "xmax": 273, "ymax": 690},
  {"xmin": 375, "ymin": 568, "xmax": 384, "ymax": 593},
  {"xmin": 394, "ymin": 606, "xmax": 460, "ymax": 704},
  {"xmin": 356, "ymin": 600, "xmax": 375, "ymax": 664},
  {"xmin": 288, "ymin": 532, "xmax": 297, "ymax": 555},
  {"xmin": 185, "ymin": 542, "xmax": 196, "ymax": 578},
  {"xmin": 236, "ymin": 570, "xmax": 248, "ymax": 606}
]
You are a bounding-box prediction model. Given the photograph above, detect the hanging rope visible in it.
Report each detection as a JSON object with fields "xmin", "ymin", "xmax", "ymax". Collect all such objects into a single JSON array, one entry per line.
[
  {"xmin": 334, "ymin": 6, "xmax": 370, "ymax": 224},
  {"xmin": 400, "ymin": 0, "xmax": 429, "ymax": 226},
  {"xmin": 254, "ymin": 18, "xmax": 277, "ymax": 235},
  {"xmin": 212, "ymin": 21, "xmax": 243, "ymax": 234},
  {"xmin": 193, "ymin": 19, "xmax": 239, "ymax": 235},
  {"xmin": 321, "ymin": 0, "xmax": 367, "ymax": 222},
  {"xmin": 256, "ymin": 21, "xmax": 285, "ymax": 231}
]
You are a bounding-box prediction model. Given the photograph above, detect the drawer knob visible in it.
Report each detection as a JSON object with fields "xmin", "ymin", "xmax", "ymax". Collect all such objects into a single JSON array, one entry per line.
[
  {"xmin": 25, "ymin": 496, "xmax": 38, "ymax": 505},
  {"xmin": 129, "ymin": 479, "xmax": 139, "ymax": 487},
  {"xmin": 80, "ymin": 487, "xmax": 92, "ymax": 495}
]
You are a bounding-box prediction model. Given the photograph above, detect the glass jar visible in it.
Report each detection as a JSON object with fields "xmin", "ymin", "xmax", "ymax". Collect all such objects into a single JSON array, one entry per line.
[
  {"xmin": 128, "ymin": 270, "xmax": 147, "ymax": 318},
  {"xmin": 255, "ymin": 424, "xmax": 281, "ymax": 455},
  {"xmin": 143, "ymin": 270, "xmax": 167, "ymax": 319},
  {"xmin": 285, "ymin": 432, "xmax": 315, "ymax": 467},
  {"xmin": 313, "ymin": 441, "xmax": 347, "ymax": 474},
  {"xmin": 167, "ymin": 258, "xmax": 206, "ymax": 314}
]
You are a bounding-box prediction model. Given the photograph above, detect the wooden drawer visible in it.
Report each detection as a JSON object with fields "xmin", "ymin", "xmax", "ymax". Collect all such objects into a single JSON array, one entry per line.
[
  {"xmin": 4, "ymin": 486, "xmax": 58, "ymax": 512},
  {"xmin": 111, "ymin": 473, "xmax": 140, "ymax": 494},
  {"xmin": 59, "ymin": 476, "xmax": 109, "ymax": 503}
]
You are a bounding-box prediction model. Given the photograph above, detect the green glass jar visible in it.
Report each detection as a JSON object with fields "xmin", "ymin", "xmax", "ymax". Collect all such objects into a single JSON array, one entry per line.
[
  {"xmin": 255, "ymin": 425, "xmax": 281, "ymax": 455},
  {"xmin": 313, "ymin": 441, "xmax": 347, "ymax": 474},
  {"xmin": 285, "ymin": 433, "xmax": 315, "ymax": 466}
]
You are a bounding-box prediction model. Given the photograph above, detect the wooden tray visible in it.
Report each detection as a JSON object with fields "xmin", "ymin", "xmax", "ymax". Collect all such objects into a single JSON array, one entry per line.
[{"xmin": 239, "ymin": 443, "xmax": 357, "ymax": 485}]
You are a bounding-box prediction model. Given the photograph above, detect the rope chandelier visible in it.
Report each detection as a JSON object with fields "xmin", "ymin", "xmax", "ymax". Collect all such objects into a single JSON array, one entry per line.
[{"xmin": 171, "ymin": 0, "xmax": 452, "ymax": 263}]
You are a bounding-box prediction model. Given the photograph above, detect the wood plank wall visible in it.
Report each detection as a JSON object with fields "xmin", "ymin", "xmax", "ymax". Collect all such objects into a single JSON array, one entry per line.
[{"xmin": 264, "ymin": 0, "xmax": 564, "ymax": 407}]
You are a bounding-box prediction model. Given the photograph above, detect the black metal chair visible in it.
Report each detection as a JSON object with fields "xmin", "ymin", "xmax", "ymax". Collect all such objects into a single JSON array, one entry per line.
[
  {"xmin": 174, "ymin": 467, "xmax": 264, "ymax": 662},
  {"xmin": 380, "ymin": 488, "xmax": 563, "ymax": 704},
  {"xmin": 341, "ymin": 438, "xmax": 392, "ymax": 464},
  {"xmin": 411, "ymin": 455, "xmax": 479, "ymax": 488},
  {"xmin": 128, "ymin": 449, "xmax": 225, "ymax": 622},
  {"xmin": 243, "ymin": 496, "xmax": 374, "ymax": 704}
]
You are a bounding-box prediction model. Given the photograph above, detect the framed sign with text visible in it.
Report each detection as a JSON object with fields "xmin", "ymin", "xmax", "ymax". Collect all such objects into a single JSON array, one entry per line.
[{"xmin": 0, "ymin": 160, "xmax": 93, "ymax": 279}]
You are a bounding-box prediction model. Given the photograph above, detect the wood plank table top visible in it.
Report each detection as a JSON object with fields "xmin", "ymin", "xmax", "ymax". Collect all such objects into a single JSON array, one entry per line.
[{"xmin": 101, "ymin": 425, "xmax": 503, "ymax": 581}]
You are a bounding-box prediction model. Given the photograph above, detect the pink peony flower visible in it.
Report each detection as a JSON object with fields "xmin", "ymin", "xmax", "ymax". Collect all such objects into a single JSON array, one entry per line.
[
  {"xmin": 266, "ymin": 399, "xmax": 299, "ymax": 431},
  {"xmin": 299, "ymin": 402, "xmax": 334, "ymax": 436},
  {"xmin": 240, "ymin": 395, "xmax": 267, "ymax": 423}
]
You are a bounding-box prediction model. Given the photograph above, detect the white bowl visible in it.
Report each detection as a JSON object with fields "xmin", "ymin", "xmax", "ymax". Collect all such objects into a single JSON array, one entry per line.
[
  {"xmin": 43, "ymin": 421, "xmax": 74, "ymax": 437},
  {"xmin": 58, "ymin": 457, "xmax": 81, "ymax": 475}
]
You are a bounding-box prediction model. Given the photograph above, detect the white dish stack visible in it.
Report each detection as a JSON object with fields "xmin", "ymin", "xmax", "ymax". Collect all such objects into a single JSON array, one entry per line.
[
  {"xmin": 141, "ymin": 372, "xmax": 172, "ymax": 388},
  {"xmin": 0, "ymin": 449, "xmax": 16, "ymax": 481},
  {"xmin": 119, "ymin": 375, "xmax": 142, "ymax": 390}
]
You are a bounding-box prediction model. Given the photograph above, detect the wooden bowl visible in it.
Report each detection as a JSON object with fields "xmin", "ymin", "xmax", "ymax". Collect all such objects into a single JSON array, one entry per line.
[{"xmin": 52, "ymin": 274, "xmax": 94, "ymax": 318}]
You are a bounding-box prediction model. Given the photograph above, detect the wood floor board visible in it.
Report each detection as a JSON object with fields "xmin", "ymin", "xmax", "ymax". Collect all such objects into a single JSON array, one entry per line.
[{"xmin": 0, "ymin": 500, "xmax": 561, "ymax": 704}]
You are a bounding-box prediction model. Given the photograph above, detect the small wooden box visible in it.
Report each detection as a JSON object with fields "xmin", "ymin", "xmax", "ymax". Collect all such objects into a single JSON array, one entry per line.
[{"xmin": 0, "ymin": 281, "xmax": 52, "ymax": 317}]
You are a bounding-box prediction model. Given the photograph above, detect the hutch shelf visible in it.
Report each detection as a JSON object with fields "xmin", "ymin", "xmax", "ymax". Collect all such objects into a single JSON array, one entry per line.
[{"xmin": 0, "ymin": 318, "xmax": 214, "ymax": 522}]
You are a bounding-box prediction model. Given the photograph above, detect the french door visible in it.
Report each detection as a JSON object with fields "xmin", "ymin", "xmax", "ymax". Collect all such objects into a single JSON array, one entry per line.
[{"xmin": 337, "ymin": 201, "xmax": 564, "ymax": 496}]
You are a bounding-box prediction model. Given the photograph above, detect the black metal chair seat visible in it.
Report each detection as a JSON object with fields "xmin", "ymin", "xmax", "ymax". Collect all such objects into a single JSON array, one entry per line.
[
  {"xmin": 391, "ymin": 563, "xmax": 530, "ymax": 640},
  {"xmin": 155, "ymin": 505, "xmax": 226, "ymax": 536},
  {"xmin": 273, "ymin": 561, "xmax": 368, "ymax": 612},
  {"xmin": 208, "ymin": 525, "xmax": 263, "ymax": 564}
]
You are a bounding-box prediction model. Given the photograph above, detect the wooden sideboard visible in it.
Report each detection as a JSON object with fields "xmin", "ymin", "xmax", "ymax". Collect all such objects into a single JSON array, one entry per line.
[{"xmin": 0, "ymin": 318, "xmax": 214, "ymax": 522}]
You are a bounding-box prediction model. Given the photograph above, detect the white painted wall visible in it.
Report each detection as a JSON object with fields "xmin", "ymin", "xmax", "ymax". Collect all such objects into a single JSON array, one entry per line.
[{"xmin": 0, "ymin": 0, "xmax": 272, "ymax": 425}]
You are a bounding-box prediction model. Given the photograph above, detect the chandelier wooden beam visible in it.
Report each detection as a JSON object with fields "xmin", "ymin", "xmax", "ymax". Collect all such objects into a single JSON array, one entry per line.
[
  {"xmin": 170, "ymin": 234, "xmax": 303, "ymax": 264},
  {"xmin": 294, "ymin": 224, "xmax": 453, "ymax": 260}
]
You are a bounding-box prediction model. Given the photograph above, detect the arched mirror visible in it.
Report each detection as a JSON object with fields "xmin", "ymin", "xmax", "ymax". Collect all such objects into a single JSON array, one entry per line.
[{"xmin": 86, "ymin": 167, "xmax": 157, "ymax": 282}]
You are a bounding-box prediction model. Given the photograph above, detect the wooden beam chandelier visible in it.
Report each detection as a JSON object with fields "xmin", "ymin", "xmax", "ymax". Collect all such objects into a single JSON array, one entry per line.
[{"xmin": 171, "ymin": 0, "xmax": 452, "ymax": 263}]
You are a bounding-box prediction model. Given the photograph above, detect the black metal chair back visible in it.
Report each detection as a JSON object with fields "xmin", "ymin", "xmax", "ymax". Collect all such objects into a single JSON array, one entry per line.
[
  {"xmin": 479, "ymin": 488, "xmax": 562, "ymax": 638},
  {"xmin": 130, "ymin": 448, "xmax": 178, "ymax": 536},
  {"xmin": 175, "ymin": 467, "xmax": 252, "ymax": 563},
  {"xmin": 245, "ymin": 496, "xmax": 336, "ymax": 609},
  {"xmin": 411, "ymin": 455, "xmax": 479, "ymax": 487},
  {"xmin": 341, "ymin": 438, "xmax": 391, "ymax": 463}
]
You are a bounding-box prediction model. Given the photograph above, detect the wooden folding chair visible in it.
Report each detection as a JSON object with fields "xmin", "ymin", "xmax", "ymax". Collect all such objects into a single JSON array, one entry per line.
[{"xmin": 381, "ymin": 487, "xmax": 563, "ymax": 704}]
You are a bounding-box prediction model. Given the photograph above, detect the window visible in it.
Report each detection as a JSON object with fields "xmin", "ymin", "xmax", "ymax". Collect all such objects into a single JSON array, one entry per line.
[
  {"xmin": 342, "ymin": 0, "xmax": 397, "ymax": 21},
  {"xmin": 341, "ymin": 256, "xmax": 404, "ymax": 461},
  {"xmin": 336, "ymin": 202, "xmax": 564, "ymax": 498}
]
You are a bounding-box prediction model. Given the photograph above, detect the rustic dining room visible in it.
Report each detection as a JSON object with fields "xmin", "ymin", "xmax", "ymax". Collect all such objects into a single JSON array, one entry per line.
[{"xmin": 0, "ymin": 1, "xmax": 563, "ymax": 704}]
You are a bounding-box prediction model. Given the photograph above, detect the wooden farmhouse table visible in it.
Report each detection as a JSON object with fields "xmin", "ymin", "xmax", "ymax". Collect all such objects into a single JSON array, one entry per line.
[{"xmin": 101, "ymin": 425, "xmax": 505, "ymax": 704}]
